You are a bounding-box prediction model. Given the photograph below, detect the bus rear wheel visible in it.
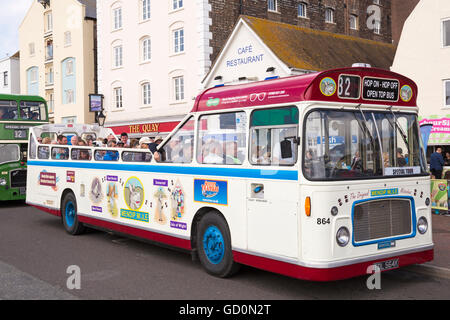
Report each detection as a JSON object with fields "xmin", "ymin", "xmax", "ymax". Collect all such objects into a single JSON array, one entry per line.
[
  {"xmin": 61, "ymin": 193, "xmax": 85, "ymax": 235},
  {"xmin": 196, "ymin": 212, "xmax": 240, "ymax": 278}
]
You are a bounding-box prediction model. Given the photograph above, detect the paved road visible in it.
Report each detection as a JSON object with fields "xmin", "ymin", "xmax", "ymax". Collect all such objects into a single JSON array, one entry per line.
[{"xmin": 1, "ymin": 201, "xmax": 450, "ymax": 300}]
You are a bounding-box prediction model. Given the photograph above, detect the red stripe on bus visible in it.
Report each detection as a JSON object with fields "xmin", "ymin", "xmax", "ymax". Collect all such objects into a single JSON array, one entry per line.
[
  {"xmin": 29, "ymin": 204, "xmax": 61, "ymax": 217},
  {"xmin": 232, "ymin": 249, "xmax": 434, "ymax": 282},
  {"xmin": 77, "ymin": 215, "xmax": 192, "ymax": 251}
]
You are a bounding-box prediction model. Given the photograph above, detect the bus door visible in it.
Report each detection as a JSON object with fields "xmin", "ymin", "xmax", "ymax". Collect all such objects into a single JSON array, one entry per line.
[{"xmin": 246, "ymin": 106, "xmax": 300, "ymax": 259}]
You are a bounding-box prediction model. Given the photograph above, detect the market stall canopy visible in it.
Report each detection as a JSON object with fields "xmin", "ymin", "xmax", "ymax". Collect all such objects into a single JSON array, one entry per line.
[{"xmin": 419, "ymin": 115, "xmax": 450, "ymax": 145}]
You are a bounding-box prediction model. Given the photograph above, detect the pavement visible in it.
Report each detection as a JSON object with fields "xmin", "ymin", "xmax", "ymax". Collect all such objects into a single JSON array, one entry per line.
[{"xmin": 405, "ymin": 213, "xmax": 450, "ymax": 279}]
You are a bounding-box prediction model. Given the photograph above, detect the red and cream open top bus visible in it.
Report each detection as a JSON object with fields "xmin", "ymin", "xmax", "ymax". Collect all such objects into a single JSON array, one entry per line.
[{"xmin": 26, "ymin": 67, "xmax": 433, "ymax": 281}]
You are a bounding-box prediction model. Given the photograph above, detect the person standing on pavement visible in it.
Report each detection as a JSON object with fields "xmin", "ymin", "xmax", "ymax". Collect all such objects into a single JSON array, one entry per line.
[{"xmin": 430, "ymin": 147, "xmax": 445, "ymax": 179}]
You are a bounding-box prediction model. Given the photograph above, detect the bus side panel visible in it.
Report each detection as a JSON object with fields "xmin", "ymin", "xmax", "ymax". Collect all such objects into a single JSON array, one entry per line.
[{"xmin": 26, "ymin": 163, "xmax": 59, "ymax": 212}]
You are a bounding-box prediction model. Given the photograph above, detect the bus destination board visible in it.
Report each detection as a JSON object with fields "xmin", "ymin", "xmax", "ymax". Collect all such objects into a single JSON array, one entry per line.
[{"xmin": 362, "ymin": 77, "xmax": 399, "ymax": 102}]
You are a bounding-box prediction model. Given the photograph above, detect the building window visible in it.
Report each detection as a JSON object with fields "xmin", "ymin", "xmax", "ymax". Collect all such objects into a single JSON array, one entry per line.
[
  {"xmin": 443, "ymin": 20, "xmax": 450, "ymax": 47},
  {"xmin": 142, "ymin": 82, "xmax": 151, "ymax": 105},
  {"xmin": 65, "ymin": 89, "xmax": 75, "ymax": 104},
  {"xmin": 298, "ymin": 2, "xmax": 307, "ymax": 18},
  {"xmin": 64, "ymin": 31, "xmax": 72, "ymax": 46},
  {"xmin": 29, "ymin": 43, "xmax": 35, "ymax": 56},
  {"xmin": 444, "ymin": 80, "xmax": 450, "ymax": 107},
  {"xmin": 174, "ymin": 76, "xmax": 184, "ymax": 101},
  {"xmin": 27, "ymin": 67, "xmax": 39, "ymax": 95},
  {"xmin": 325, "ymin": 8, "xmax": 334, "ymax": 23},
  {"xmin": 142, "ymin": 0, "xmax": 151, "ymax": 20},
  {"xmin": 142, "ymin": 37, "xmax": 151, "ymax": 62},
  {"xmin": 373, "ymin": 19, "xmax": 381, "ymax": 34},
  {"xmin": 373, "ymin": 0, "xmax": 380, "ymax": 5},
  {"xmin": 30, "ymin": 68, "xmax": 38, "ymax": 83},
  {"xmin": 173, "ymin": 28, "xmax": 184, "ymax": 53},
  {"xmin": 45, "ymin": 11, "xmax": 53, "ymax": 32},
  {"xmin": 48, "ymin": 93, "xmax": 54, "ymax": 114},
  {"xmin": 113, "ymin": 45, "xmax": 123, "ymax": 67},
  {"xmin": 173, "ymin": 0, "xmax": 183, "ymax": 10},
  {"xmin": 268, "ymin": 0, "xmax": 277, "ymax": 12},
  {"xmin": 66, "ymin": 60, "xmax": 74, "ymax": 75},
  {"xmin": 3, "ymin": 72, "xmax": 8, "ymax": 87},
  {"xmin": 349, "ymin": 14, "xmax": 358, "ymax": 30},
  {"xmin": 62, "ymin": 116, "xmax": 77, "ymax": 124},
  {"xmin": 114, "ymin": 87, "xmax": 123, "ymax": 108},
  {"xmin": 113, "ymin": 7, "xmax": 122, "ymax": 30}
]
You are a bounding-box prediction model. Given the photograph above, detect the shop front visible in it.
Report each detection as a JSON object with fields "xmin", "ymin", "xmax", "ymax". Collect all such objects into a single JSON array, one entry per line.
[{"xmin": 420, "ymin": 115, "xmax": 450, "ymax": 214}]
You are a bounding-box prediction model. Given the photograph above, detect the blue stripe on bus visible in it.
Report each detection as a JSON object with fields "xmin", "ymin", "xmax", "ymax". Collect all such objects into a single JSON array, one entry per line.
[{"xmin": 27, "ymin": 160, "xmax": 299, "ymax": 181}]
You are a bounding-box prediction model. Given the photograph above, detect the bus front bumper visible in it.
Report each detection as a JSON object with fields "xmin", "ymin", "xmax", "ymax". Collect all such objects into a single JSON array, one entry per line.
[{"xmin": 232, "ymin": 244, "xmax": 434, "ymax": 281}]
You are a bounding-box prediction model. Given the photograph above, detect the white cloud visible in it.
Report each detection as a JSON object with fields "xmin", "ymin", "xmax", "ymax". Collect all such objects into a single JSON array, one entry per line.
[{"xmin": 0, "ymin": 0, "xmax": 34, "ymax": 59}]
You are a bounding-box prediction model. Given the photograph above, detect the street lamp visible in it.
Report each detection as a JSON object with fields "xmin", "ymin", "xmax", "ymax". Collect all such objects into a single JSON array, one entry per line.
[{"xmin": 97, "ymin": 110, "xmax": 106, "ymax": 127}]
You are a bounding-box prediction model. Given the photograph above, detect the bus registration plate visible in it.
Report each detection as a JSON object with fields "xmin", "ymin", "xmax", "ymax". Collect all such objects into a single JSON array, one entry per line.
[
  {"xmin": 374, "ymin": 258, "xmax": 399, "ymax": 272},
  {"xmin": 19, "ymin": 187, "xmax": 26, "ymax": 195}
]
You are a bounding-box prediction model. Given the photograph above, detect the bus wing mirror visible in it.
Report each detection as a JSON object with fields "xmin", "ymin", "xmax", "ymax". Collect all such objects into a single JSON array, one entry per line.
[{"xmin": 280, "ymin": 140, "xmax": 292, "ymax": 159}]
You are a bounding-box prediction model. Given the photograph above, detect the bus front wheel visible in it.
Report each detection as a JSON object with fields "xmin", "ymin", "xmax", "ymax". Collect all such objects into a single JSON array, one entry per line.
[
  {"xmin": 61, "ymin": 193, "xmax": 85, "ymax": 235},
  {"xmin": 196, "ymin": 212, "xmax": 240, "ymax": 278}
]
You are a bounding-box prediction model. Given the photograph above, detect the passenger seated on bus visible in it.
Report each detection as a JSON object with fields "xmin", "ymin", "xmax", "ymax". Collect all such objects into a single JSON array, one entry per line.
[
  {"xmin": 95, "ymin": 150, "xmax": 106, "ymax": 160},
  {"xmin": 57, "ymin": 135, "xmax": 68, "ymax": 145},
  {"xmin": 304, "ymin": 149, "xmax": 315, "ymax": 177},
  {"xmin": 203, "ymin": 141, "xmax": 224, "ymax": 164},
  {"xmin": 42, "ymin": 137, "xmax": 52, "ymax": 145},
  {"xmin": 396, "ymin": 148, "xmax": 407, "ymax": 167},
  {"xmin": 103, "ymin": 142, "xmax": 119, "ymax": 161},
  {"xmin": 225, "ymin": 141, "xmax": 241, "ymax": 165},
  {"xmin": 79, "ymin": 150, "xmax": 91, "ymax": 161},
  {"xmin": 148, "ymin": 136, "xmax": 166, "ymax": 162},
  {"xmin": 54, "ymin": 147, "xmax": 69, "ymax": 160},
  {"xmin": 36, "ymin": 136, "xmax": 43, "ymax": 144},
  {"xmin": 350, "ymin": 151, "xmax": 363, "ymax": 172},
  {"xmin": 70, "ymin": 135, "xmax": 79, "ymax": 146},
  {"xmin": 31, "ymin": 112, "xmax": 39, "ymax": 120}
]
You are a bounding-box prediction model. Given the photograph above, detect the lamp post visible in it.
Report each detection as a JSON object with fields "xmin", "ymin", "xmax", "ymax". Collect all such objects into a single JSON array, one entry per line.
[{"xmin": 97, "ymin": 110, "xmax": 106, "ymax": 127}]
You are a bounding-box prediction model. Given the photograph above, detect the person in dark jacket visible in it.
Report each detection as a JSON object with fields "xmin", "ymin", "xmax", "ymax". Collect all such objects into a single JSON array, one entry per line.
[{"xmin": 430, "ymin": 147, "xmax": 444, "ymax": 179}]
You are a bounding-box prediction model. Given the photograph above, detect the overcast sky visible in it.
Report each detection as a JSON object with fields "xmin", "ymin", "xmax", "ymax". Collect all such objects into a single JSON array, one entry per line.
[{"xmin": 0, "ymin": 0, "xmax": 34, "ymax": 59}]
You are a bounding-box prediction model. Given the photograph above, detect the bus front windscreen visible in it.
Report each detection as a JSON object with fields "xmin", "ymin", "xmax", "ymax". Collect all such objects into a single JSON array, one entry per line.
[
  {"xmin": 0, "ymin": 144, "xmax": 20, "ymax": 164},
  {"xmin": 303, "ymin": 109, "xmax": 428, "ymax": 180}
]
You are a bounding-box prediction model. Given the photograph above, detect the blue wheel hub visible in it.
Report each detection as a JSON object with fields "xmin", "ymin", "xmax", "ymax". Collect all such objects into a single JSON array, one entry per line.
[
  {"xmin": 65, "ymin": 201, "xmax": 76, "ymax": 228},
  {"xmin": 203, "ymin": 225, "xmax": 225, "ymax": 264}
]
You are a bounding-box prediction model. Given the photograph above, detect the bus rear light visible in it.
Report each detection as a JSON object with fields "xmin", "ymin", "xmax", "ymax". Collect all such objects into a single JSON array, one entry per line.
[{"xmin": 305, "ymin": 197, "xmax": 311, "ymax": 217}]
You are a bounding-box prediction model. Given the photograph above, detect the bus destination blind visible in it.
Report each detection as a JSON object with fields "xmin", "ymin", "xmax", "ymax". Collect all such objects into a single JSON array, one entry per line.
[{"xmin": 362, "ymin": 77, "xmax": 399, "ymax": 102}]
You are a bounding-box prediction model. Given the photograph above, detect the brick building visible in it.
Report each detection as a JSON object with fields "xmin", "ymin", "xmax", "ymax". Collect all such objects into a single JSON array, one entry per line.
[
  {"xmin": 391, "ymin": 0, "xmax": 419, "ymax": 45},
  {"xmin": 209, "ymin": 0, "xmax": 393, "ymax": 63}
]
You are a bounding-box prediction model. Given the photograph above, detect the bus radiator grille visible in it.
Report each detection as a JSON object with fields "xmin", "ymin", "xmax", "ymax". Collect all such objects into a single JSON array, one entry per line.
[
  {"xmin": 10, "ymin": 169, "xmax": 27, "ymax": 188},
  {"xmin": 353, "ymin": 199, "xmax": 412, "ymax": 243}
]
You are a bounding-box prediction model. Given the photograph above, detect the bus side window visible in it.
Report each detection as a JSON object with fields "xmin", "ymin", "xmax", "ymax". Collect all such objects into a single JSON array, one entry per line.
[
  {"xmin": 38, "ymin": 146, "xmax": 50, "ymax": 159},
  {"xmin": 197, "ymin": 112, "xmax": 247, "ymax": 165},
  {"xmin": 95, "ymin": 150, "xmax": 119, "ymax": 161},
  {"xmin": 249, "ymin": 106, "xmax": 299, "ymax": 166},
  {"xmin": 160, "ymin": 117, "xmax": 195, "ymax": 164},
  {"xmin": 29, "ymin": 134, "xmax": 36, "ymax": 159},
  {"xmin": 122, "ymin": 151, "xmax": 152, "ymax": 162},
  {"xmin": 51, "ymin": 147, "xmax": 69, "ymax": 160},
  {"xmin": 71, "ymin": 148, "xmax": 92, "ymax": 161}
]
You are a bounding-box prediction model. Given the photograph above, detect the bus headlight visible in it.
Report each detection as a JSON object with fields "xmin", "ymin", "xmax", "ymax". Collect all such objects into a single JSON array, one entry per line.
[
  {"xmin": 336, "ymin": 227, "xmax": 350, "ymax": 247},
  {"xmin": 0, "ymin": 178, "xmax": 6, "ymax": 186},
  {"xmin": 417, "ymin": 217, "xmax": 428, "ymax": 234}
]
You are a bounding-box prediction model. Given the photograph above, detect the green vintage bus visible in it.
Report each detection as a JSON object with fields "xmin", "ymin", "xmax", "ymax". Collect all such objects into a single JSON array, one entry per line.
[{"xmin": 0, "ymin": 94, "xmax": 49, "ymax": 200}]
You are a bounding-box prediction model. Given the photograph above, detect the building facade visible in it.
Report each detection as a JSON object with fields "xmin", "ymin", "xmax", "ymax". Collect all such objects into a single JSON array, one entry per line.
[
  {"xmin": 209, "ymin": 0, "xmax": 393, "ymax": 63},
  {"xmin": 97, "ymin": 0, "xmax": 212, "ymax": 135},
  {"xmin": 0, "ymin": 52, "xmax": 20, "ymax": 95},
  {"xmin": 98, "ymin": 0, "xmax": 393, "ymax": 136},
  {"xmin": 19, "ymin": 0, "xmax": 97, "ymax": 124},
  {"xmin": 392, "ymin": 0, "xmax": 450, "ymax": 148}
]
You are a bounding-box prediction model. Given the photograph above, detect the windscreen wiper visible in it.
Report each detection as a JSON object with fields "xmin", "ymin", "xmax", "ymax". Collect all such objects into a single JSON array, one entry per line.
[
  {"xmin": 354, "ymin": 105, "xmax": 377, "ymax": 150},
  {"xmin": 387, "ymin": 106, "xmax": 411, "ymax": 156}
]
